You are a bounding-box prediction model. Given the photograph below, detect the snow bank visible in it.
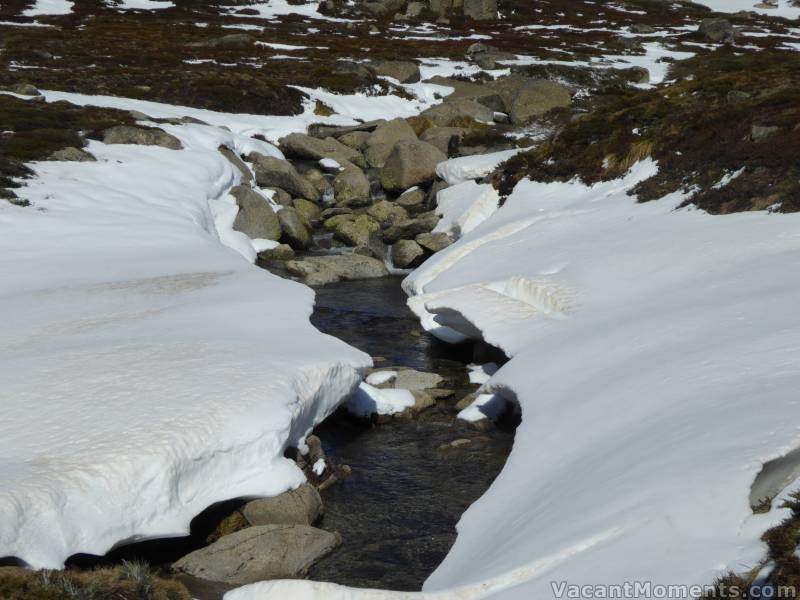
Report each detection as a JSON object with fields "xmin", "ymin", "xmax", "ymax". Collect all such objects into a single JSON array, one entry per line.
[
  {"xmin": 0, "ymin": 112, "xmax": 369, "ymax": 568},
  {"xmin": 435, "ymin": 150, "xmax": 521, "ymax": 186},
  {"xmin": 230, "ymin": 161, "xmax": 800, "ymax": 599},
  {"xmin": 345, "ymin": 383, "xmax": 415, "ymax": 417},
  {"xmin": 112, "ymin": 0, "xmax": 175, "ymax": 10},
  {"xmin": 22, "ymin": 0, "xmax": 73, "ymax": 16},
  {"xmin": 692, "ymin": 0, "xmax": 800, "ymax": 19},
  {"xmin": 433, "ymin": 181, "xmax": 499, "ymax": 239}
]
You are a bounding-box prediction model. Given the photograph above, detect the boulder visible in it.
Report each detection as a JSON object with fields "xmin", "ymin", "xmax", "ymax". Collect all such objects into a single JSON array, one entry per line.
[
  {"xmin": 279, "ymin": 133, "xmax": 366, "ymax": 169},
  {"xmin": 325, "ymin": 214, "xmax": 381, "ymax": 247},
  {"xmin": 219, "ymin": 145, "xmax": 252, "ymax": 183},
  {"xmin": 384, "ymin": 212, "xmax": 440, "ymax": 243},
  {"xmin": 420, "ymin": 126, "xmax": 468, "ymax": 156},
  {"xmin": 231, "ymin": 185, "xmax": 282, "ymax": 241},
  {"xmin": 303, "ymin": 169, "xmax": 333, "ymax": 201},
  {"xmin": 103, "ymin": 125, "xmax": 183, "ymax": 150},
  {"xmin": 250, "ymin": 154, "xmax": 320, "ymax": 201},
  {"xmin": 698, "ymin": 18, "xmax": 737, "ymax": 43},
  {"xmin": 380, "ymin": 140, "xmax": 447, "ymax": 193},
  {"xmin": 266, "ymin": 187, "xmax": 294, "ymax": 208},
  {"xmin": 370, "ymin": 60, "xmax": 421, "ymax": 84},
  {"xmin": 258, "ymin": 244, "xmax": 295, "ymax": 262},
  {"xmin": 189, "ymin": 33, "xmax": 256, "ymax": 48},
  {"xmin": 49, "ymin": 147, "xmax": 96, "ymax": 162},
  {"xmin": 416, "ymin": 231, "xmax": 452, "ymax": 253},
  {"xmin": 396, "ymin": 188, "xmax": 428, "ymax": 212},
  {"xmin": 421, "ymin": 99, "xmax": 494, "ymax": 127},
  {"xmin": 364, "ymin": 118, "xmax": 418, "ymax": 168},
  {"xmin": 367, "ymin": 200, "xmax": 409, "ymax": 228},
  {"xmin": 334, "ymin": 166, "xmax": 371, "ymax": 204},
  {"xmin": 242, "ymin": 484, "xmax": 322, "ymax": 527},
  {"xmin": 12, "ymin": 83, "xmax": 41, "ymax": 96},
  {"xmin": 286, "ymin": 254, "xmax": 388, "ymax": 285},
  {"xmin": 278, "ymin": 207, "xmax": 312, "ymax": 249},
  {"xmin": 172, "ymin": 525, "xmax": 341, "ymax": 585},
  {"xmin": 293, "ymin": 198, "xmax": 322, "ymax": 222},
  {"xmin": 361, "ymin": 0, "xmax": 405, "ymax": 16},
  {"xmin": 338, "ymin": 131, "xmax": 371, "ymax": 150},
  {"xmin": 463, "ymin": 0, "xmax": 497, "ymax": 20},
  {"xmin": 508, "ymin": 80, "xmax": 572, "ymax": 125},
  {"xmin": 391, "ymin": 239, "xmax": 425, "ymax": 268}
]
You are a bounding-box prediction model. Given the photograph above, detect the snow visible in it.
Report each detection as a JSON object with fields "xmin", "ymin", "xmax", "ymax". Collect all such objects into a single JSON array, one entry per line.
[
  {"xmin": 0, "ymin": 106, "xmax": 370, "ymax": 568},
  {"xmin": 221, "ymin": 0, "xmax": 354, "ymax": 22},
  {"xmin": 312, "ymin": 459, "xmax": 326, "ymax": 477},
  {"xmin": 230, "ymin": 159, "xmax": 800, "ymax": 600},
  {"xmin": 691, "ymin": 0, "xmax": 800, "ymax": 19},
  {"xmin": 345, "ymin": 383, "xmax": 415, "ymax": 418},
  {"xmin": 319, "ymin": 157, "xmax": 342, "ymax": 171},
  {"xmin": 433, "ymin": 181, "xmax": 500, "ymax": 240},
  {"xmin": 22, "ymin": 0, "xmax": 73, "ymax": 17},
  {"xmin": 365, "ymin": 371, "xmax": 397, "ymax": 386},
  {"xmin": 457, "ymin": 394, "xmax": 507, "ymax": 423},
  {"xmin": 435, "ymin": 150, "xmax": 521, "ymax": 186},
  {"xmin": 113, "ymin": 0, "xmax": 175, "ymax": 10},
  {"xmin": 467, "ymin": 363, "xmax": 498, "ymax": 385}
]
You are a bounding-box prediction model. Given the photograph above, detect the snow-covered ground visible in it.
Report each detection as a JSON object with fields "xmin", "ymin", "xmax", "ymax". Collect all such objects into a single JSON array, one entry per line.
[
  {"xmin": 228, "ymin": 161, "xmax": 800, "ymax": 599},
  {"xmin": 693, "ymin": 0, "xmax": 800, "ymax": 20},
  {"xmin": 21, "ymin": 0, "xmax": 73, "ymax": 17}
]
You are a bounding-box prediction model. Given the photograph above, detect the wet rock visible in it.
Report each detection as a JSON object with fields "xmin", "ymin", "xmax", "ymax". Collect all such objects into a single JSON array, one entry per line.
[
  {"xmin": 173, "ymin": 525, "xmax": 341, "ymax": 585},
  {"xmin": 364, "ymin": 118, "xmax": 418, "ymax": 168},
  {"xmin": 379, "ymin": 140, "xmax": 447, "ymax": 193},
  {"xmin": 257, "ymin": 244, "xmax": 295, "ymax": 262},
  {"xmin": 396, "ymin": 188, "xmax": 428, "ymax": 212},
  {"xmin": 219, "ymin": 145, "xmax": 252, "ymax": 183},
  {"xmin": 370, "ymin": 60, "xmax": 421, "ymax": 84},
  {"xmin": 698, "ymin": 18, "xmax": 737, "ymax": 43},
  {"xmin": 367, "ymin": 200, "xmax": 409, "ymax": 228},
  {"xmin": 420, "ymin": 126, "xmax": 468, "ymax": 156},
  {"xmin": 391, "ymin": 239, "xmax": 425, "ymax": 268},
  {"xmin": 416, "ymin": 231, "xmax": 452, "ymax": 253},
  {"xmin": 250, "ymin": 154, "xmax": 320, "ymax": 202},
  {"xmin": 509, "ymin": 80, "xmax": 572, "ymax": 125},
  {"xmin": 49, "ymin": 146, "xmax": 96, "ymax": 162},
  {"xmin": 242, "ymin": 484, "xmax": 322, "ymax": 527},
  {"xmin": 231, "ymin": 185, "xmax": 282, "ymax": 241},
  {"xmin": 383, "ymin": 212, "xmax": 440, "ymax": 243},
  {"xmin": 421, "ymin": 99, "xmax": 495, "ymax": 127},
  {"xmin": 278, "ymin": 207, "xmax": 312, "ymax": 249},
  {"xmin": 285, "ymin": 254, "xmax": 388, "ymax": 285},
  {"xmin": 279, "ymin": 133, "xmax": 366, "ymax": 169},
  {"xmin": 293, "ymin": 198, "xmax": 322, "ymax": 222},
  {"xmin": 325, "ymin": 214, "xmax": 381, "ymax": 247},
  {"xmin": 103, "ymin": 125, "xmax": 183, "ymax": 150},
  {"xmin": 334, "ymin": 166, "xmax": 371, "ymax": 205}
]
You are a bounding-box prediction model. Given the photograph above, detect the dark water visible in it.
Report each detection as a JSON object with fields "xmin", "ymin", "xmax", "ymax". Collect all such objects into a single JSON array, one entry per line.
[{"xmin": 306, "ymin": 277, "xmax": 516, "ymax": 591}]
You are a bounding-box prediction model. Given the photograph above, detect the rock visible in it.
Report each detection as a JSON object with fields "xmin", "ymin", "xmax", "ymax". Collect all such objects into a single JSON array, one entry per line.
[
  {"xmin": 416, "ymin": 231, "xmax": 452, "ymax": 253},
  {"xmin": 630, "ymin": 23, "xmax": 656, "ymax": 34},
  {"xmin": 307, "ymin": 120, "xmax": 384, "ymax": 140},
  {"xmin": 450, "ymin": 438, "xmax": 473, "ymax": 448},
  {"xmin": 257, "ymin": 244, "xmax": 295, "ymax": 262},
  {"xmin": 278, "ymin": 207, "xmax": 312, "ymax": 249},
  {"xmin": 306, "ymin": 435, "xmax": 326, "ymax": 465},
  {"xmin": 509, "ymin": 80, "xmax": 572, "ymax": 125},
  {"xmin": 751, "ymin": 124, "xmax": 782, "ymax": 141},
  {"xmin": 303, "ymin": 168, "xmax": 333, "ymax": 201},
  {"xmin": 49, "ymin": 146, "xmax": 96, "ymax": 162},
  {"xmin": 231, "ymin": 185, "xmax": 282, "ymax": 241},
  {"xmin": 338, "ymin": 131, "xmax": 371, "ymax": 150},
  {"xmin": 391, "ymin": 239, "xmax": 425, "ymax": 268},
  {"xmin": 367, "ymin": 200, "xmax": 409, "ymax": 228},
  {"xmin": 396, "ymin": 188, "xmax": 428, "ymax": 212},
  {"xmin": 219, "ymin": 145, "xmax": 252, "ymax": 183},
  {"xmin": 360, "ymin": 0, "xmax": 405, "ymax": 16},
  {"xmin": 364, "ymin": 118, "xmax": 418, "ymax": 168},
  {"xmin": 190, "ymin": 33, "xmax": 256, "ymax": 48},
  {"xmin": 383, "ymin": 212, "xmax": 440, "ymax": 243},
  {"xmin": 370, "ymin": 60, "xmax": 421, "ymax": 84},
  {"xmin": 421, "ymin": 99, "xmax": 494, "ymax": 127},
  {"xmin": 320, "ymin": 207, "xmax": 354, "ymax": 220},
  {"xmin": 103, "ymin": 125, "xmax": 183, "ymax": 150},
  {"xmin": 455, "ymin": 392, "xmax": 478, "ymax": 411},
  {"xmin": 266, "ymin": 187, "xmax": 294, "ymax": 208},
  {"xmin": 727, "ymin": 90, "xmax": 751, "ymax": 103},
  {"xmin": 463, "ymin": 0, "xmax": 497, "ymax": 19},
  {"xmin": 354, "ymin": 232, "xmax": 387, "ymax": 261},
  {"xmin": 698, "ymin": 18, "xmax": 737, "ymax": 43},
  {"xmin": 393, "ymin": 368, "xmax": 444, "ymax": 390},
  {"xmin": 279, "ymin": 133, "xmax": 366, "ymax": 169},
  {"xmin": 380, "ymin": 140, "xmax": 447, "ymax": 193},
  {"xmin": 173, "ymin": 525, "xmax": 341, "ymax": 585},
  {"xmin": 332, "ymin": 61, "xmax": 378, "ymax": 86},
  {"xmin": 325, "ymin": 214, "xmax": 381, "ymax": 247},
  {"xmin": 334, "ymin": 166, "xmax": 371, "ymax": 204},
  {"xmin": 12, "ymin": 83, "xmax": 41, "ymax": 96},
  {"xmin": 250, "ymin": 154, "xmax": 320, "ymax": 202},
  {"xmin": 242, "ymin": 484, "xmax": 322, "ymax": 527},
  {"xmin": 285, "ymin": 254, "xmax": 388, "ymax": 285},
  {"xmin": 293, "ymin": 198, "xmax": 322, "ymax": 222},
  {"xmin": 420, "ymin": 126, "xmax": 468, "ymax": 156},
  {"xmin": 406, "ymin": 1, "xmax": 425, "ymax": 17}
]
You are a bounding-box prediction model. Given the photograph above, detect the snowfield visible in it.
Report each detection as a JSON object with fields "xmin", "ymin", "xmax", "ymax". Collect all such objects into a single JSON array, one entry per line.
[
  {"xmin": 229, "ymin": 161, "xmax": 800, "ymax": 599},
  {"xmin": 0, "ymin": 114, "xmax": 371, "ymax": 568}
]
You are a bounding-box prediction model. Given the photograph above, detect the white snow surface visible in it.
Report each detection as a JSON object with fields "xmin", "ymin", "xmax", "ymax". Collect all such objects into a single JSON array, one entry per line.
[
  {"xmin": 22, "ymin": 0, "xmax": 73, "ymax": 16},
  {"xmin": 0, "ymin": 104, "xmax": 370, "ymax": 568},
  {"xmin": 692, "ymin": 0, "xmax": 800, "ymax": 19},
  {"xmin": 435, "ymin": 149, "xmax": 521, "ymax": 186},
  {"xmin": 112, "ymin": 0, "xmax": 175, "ymax": 10},
  {"xmin": 345, "ymin": 383, "xmax": 415, "ymax": 418},
  {"xmin": 230, "ymin": 160, "xmax": 800, "ymax": 600},
  {"xmin": 433, "ymin": 181, "xmax": 500, "ymax": 240}
]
